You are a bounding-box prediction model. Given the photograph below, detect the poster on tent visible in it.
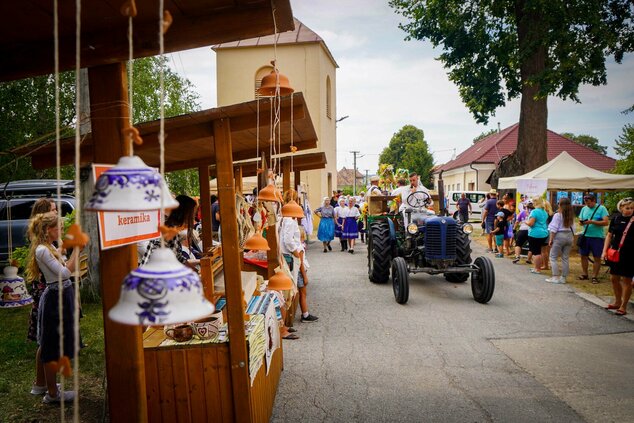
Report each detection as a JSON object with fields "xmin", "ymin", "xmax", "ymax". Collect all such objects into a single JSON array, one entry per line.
[{"xmin": 515, "ymin": 179, "xmax": 548, "ymax": 216}]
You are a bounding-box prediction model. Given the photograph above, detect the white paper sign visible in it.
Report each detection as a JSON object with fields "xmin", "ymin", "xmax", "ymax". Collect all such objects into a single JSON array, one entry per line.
[
  {"xmin": 93, "ymin": 164, "xmax": 161, "ymax": 250},
  {"xmin": 515, "ymin": 179, "xmax": 548, "ymax": 216}
]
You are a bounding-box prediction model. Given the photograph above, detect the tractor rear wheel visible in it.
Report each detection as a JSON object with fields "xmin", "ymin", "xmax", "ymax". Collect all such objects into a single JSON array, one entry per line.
[
  {"xmin": 471, "ymin": 256, "xmax": 495, "ymax": 304},
  {"xmin": 368, "ymin": 220, "xmax": 391, "ymax": 283},
  {"xmin": 392, "ymin": 257, "xmax": 409, "ymax": 304},
  {"xmin": 444, "ymin": 230, "xmax": 471, "ymax": 283}
]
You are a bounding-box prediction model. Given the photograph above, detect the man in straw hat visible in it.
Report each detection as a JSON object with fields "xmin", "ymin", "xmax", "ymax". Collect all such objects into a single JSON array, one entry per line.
[{"xmin": 368, "ymin": 176, "xmax": 382, "ymax": 196}]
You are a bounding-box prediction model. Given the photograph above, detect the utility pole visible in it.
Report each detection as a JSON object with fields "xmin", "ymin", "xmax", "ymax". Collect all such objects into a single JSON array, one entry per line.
[
  {"xmin": 350, "ymin": 151, "xmax": 361, "ymax": 196},
  {"xmin": 364, "ymin": 169, "xmax": 369, "ymax": 188}
]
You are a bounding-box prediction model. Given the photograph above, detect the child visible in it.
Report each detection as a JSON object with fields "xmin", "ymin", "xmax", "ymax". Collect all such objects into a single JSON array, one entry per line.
[{"xmin": 492, "ymin": 211, "xmax": 506, "ymax": 258}]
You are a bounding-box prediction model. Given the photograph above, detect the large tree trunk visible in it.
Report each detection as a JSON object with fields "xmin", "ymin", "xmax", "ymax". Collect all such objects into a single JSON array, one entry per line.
[{"xmin": 491, "ymin": 1, "xmax": 548, "ymax": 187}]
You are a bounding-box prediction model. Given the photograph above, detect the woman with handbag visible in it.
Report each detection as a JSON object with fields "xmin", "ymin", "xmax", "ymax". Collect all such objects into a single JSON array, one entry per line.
[{"xmin": 602, "ymin": 198, "xmax": 634, "ymax": 316}]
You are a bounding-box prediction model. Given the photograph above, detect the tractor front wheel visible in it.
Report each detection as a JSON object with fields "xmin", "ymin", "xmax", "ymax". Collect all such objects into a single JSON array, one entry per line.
[
  {"xmin": 444, "ymin": 230, "xmax": 472, "ymax": 283},
  {"xmin": 471, "ymin": 256, "xmax": 495, "ymax": 304},
  {"xmin": 368, "ymin": 220, "xmax": 391, "ymax": 284},
  {"xmin": 392, "ymin": 257, "xmax": 409, "ymax": 304}
]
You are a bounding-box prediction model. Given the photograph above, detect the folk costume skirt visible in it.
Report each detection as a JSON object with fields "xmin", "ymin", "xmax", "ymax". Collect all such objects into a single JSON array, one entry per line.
[
  {"xmin": 342, "ymin": 217, "xmax": 359, "ymax": 239},
  {"xmin": 317, "ymin": 217, "xmax": 335, "ymax": 242}
]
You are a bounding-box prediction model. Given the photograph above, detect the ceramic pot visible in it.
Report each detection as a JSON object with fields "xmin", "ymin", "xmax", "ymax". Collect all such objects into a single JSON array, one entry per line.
[
  {"xmin": 192, "ymin": 316, "xmax": 221, "ymax": 339},
  {"xmin": 85, "ymin": 155, "xmax": 179, "ymax": 211},
  {"xmin": 164, "ymin": 324, "xmax": 194, "ymax": 342},
  {"xmin": 0, "ymin": 266, "xmax": 33, "ymax": 308},
  {"xmin": 108, "ymin": 248, "xmax": 214, "ymax": 326}
]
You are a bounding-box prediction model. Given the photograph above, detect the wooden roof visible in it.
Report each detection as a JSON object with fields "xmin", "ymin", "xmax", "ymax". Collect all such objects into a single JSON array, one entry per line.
[
  {"xmin": 216, "ymin": 152, "xmax": 327, "ymax": 177},
  {"xmin": 0, "ymin": 0, "xmax": 294, "ymax": 82},
  {"xmin": 19, "ymin": 93, "xmax": 318, "ymax": 171}
]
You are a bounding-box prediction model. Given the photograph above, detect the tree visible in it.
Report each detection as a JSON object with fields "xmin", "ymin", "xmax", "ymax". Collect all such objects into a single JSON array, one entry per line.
[
  {"xmin": 389, "ymin": 0, "xmax": 634, "ymax": 185},
  {"xmin": 473, "ymin": 129, "xmax": 497, "ymax": 144},
  {"xmin": 379, "ymin": 125, "xmax": 434, "ymax": 185},
  {"xmin": 560, "ymin": 133, "xmax": 608, "ymax": 155},
  {"xmin": 605, "ymin": 124, "xmax": 634, "ymax": 211},
  {"xmin": 0, "ymin": 56, "xmax": 201, "ymax": 193}
]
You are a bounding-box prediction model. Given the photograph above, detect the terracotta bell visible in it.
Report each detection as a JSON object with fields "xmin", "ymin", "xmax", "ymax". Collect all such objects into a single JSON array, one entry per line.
[
  {"xmin": 257, "ymin": 69, "xmax": 294, "ymax": 97},
  {"xmin": 267, "ymin": 269, "xmax": 294, "ymax": 291},
  {"xmin": 0, "ymin": 266, "xmax": 33, "ymax": 308},
  {"xmin": 85, "ymin": 155, "xmax": 179, "ymax": 212},
  {"xmin": 108, "ymin": 248, "xmax": 214, "ymax": 326},
  {"xmin": 257, "ymin": 184, "xmax": 282, "ymax": 203},
  {"xmin": 244, "ymin": 232, "xmax": 270, "ymax": 251},
  {"xmin": 281, "ymin": 200, "xmax": 304, "ymax": 219}
]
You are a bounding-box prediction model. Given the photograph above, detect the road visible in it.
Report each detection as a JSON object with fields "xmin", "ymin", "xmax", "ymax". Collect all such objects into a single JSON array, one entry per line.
[{"xmin": 272, "ymin": 238, "xmax": 634, "ymax": 422}]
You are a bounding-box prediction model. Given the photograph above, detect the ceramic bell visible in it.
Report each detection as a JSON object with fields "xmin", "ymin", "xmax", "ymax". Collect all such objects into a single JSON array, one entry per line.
[
  {"xmin": 0, "ymin": 266, "xmax": 33, "ymax": 308},
  {"xmin": 85, "ymin": 155, "xmax": 179, "ymax": 212},
  {"xmin": 108, "ymin": 248, "xmax": 214, "ymax": 326},
  {"xmin": 257, "ymin": 69, "xmax": 294, "ymax": 97},
  {"xmin": 281, "ymin": 200, "xmax": 304, "ymax": 218}
]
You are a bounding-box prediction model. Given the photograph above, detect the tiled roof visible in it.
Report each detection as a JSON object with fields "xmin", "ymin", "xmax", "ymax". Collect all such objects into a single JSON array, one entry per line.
[
  {"xmin": 436, "ymin": 123, "xmax": 616, "ymax": 173},
  {"xmin": 337, "ymin": 167, "xmax": 364, "ymax": 186},
  {"xmin": 213, "ymin": 18, "xmax": 322, "ymax": 49}
]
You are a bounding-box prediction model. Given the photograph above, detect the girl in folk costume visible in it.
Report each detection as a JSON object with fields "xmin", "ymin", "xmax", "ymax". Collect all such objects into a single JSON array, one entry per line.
[
  {"xmin": 315, "ymin": 197, "xmax": 335, "ymax": 252},
  {"xmin": 26, "ymin": 212, "xmax": 79, "ymax": 403},
  {"xmin": 341, "ymin": 197, "xmax": 361, "ymax": 254},
  {"xmin": 334, "ymin": 197, "xmax": 348, "ymax": 251}
]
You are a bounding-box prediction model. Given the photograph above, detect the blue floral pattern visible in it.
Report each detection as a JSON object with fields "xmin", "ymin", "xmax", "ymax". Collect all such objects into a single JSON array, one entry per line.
[{"xmin": 86, "ymin": 169, "xmax": 163, "ymax": 209}]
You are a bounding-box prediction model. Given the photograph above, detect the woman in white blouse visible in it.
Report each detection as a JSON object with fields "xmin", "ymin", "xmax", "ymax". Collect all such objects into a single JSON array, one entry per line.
[
  {"xmin": 341, "ymin": 197, "xmax": 361, "ymax": 254},
  {"xmin": 546, "ymin": 197, "xmax": 576, "ymax": 283},
  {"xmin": 26, "ymin": 212, "xmax": 79, "ymax": 404}
]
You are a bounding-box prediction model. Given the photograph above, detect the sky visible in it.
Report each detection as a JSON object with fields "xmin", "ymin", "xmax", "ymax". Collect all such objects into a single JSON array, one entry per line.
[{"xmin": 167, "ymin": 0, "xmax": 634, "ymax": 174}]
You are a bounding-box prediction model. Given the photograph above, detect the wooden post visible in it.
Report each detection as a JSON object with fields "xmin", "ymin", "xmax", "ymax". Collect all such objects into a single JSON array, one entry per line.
[
  {"xmin": 199, "ymin": 165, "xmax": 213, "ymax": 251},
  {"xmin": 282, "ymin": 159, "xmax": 291, "ymax": 193},
  {"xmin": 213, "ymin": 118, "xmax": 252, "ymax": 422},
  {"xmin": 88, "ymin": 63, "xmax": 147, "ymax": 423},
  {"xmin": 266, "ymin": 222, "xmax": 280, "ymax": 278},
  {"xmin": 234, "ymin": 165, "xmax": 243, "ymax": 194},
  {"xmin": 294, "ymin": 170, "xmax": 301, "ymax": 192}
]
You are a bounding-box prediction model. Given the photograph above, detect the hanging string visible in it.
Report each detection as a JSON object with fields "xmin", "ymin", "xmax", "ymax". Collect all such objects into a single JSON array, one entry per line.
[
  {"xmin": 7, "ymin": 199, "xmax": 11, "ymax": 263},
  {"xmin": 159, "ymin": 0, "xmax": 166, "ymax": 248},
  {"xmin": 53, "ymin": 0, "xmax": 66, "ymax": 420},
  {"xmin": 128, "ymin": 14, "xmax": 134, "ymax": 130},
  {"xmin": 290, "ymin": 92, "xmax": 294, "ymax": 174},
  {"xmin": 72, "ymin": 0, "xmax": 82, "ymax": 418}
]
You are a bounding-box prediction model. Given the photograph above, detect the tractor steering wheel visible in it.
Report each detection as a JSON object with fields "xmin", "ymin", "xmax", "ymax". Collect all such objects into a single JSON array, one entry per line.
[{"xmin": 406, "ymin": 191, "xmax": 431, "ymax": 208}]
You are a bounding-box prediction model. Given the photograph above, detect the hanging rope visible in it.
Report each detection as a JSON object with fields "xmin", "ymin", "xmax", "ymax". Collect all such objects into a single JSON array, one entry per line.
[{"xmin": 159, "ymin": 0, "xmax": 166, "ymax": 248}]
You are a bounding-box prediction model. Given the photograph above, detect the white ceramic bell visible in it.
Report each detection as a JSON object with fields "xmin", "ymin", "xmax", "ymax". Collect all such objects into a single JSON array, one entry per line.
[
  {"xmin": 0, "ymin": 266, "xmax": 33, "ymax": 308},
  {"xmin": 108, "ymin": 248, "xmax": 214, "ymax": 326},
  {"xmin": 85, "ymin": 155, "xmax": 179, "ymax": 212}
]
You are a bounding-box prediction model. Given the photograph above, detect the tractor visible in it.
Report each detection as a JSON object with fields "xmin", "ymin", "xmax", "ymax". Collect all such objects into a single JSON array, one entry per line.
[{"xmin": 366, "ymin": 191, "xmax": 495, "ymax": 304}]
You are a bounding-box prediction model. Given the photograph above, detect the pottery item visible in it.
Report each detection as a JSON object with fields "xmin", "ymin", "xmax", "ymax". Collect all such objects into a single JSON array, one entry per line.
[
  {"xmin": 164, "ymin": 324, "xmax": 194, "ymax": 342},
  {"xmin": 0, "ymin": 266, "xmax": 33, "ymax": 308},
  {"xmin": 192, "ymin": 316, "xmax": 221, "ymax": 339}
]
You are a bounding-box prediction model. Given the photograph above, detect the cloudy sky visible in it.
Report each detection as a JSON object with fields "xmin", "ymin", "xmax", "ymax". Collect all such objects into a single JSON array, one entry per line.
[{"xmin": 168, "ymin": 0, "xmax": 634, "ymax": 173}]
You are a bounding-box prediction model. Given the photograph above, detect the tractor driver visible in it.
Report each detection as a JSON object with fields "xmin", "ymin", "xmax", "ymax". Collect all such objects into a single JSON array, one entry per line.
[
  {"xmin": 368, "ymin": 176, "xmax": 382, "ymax": 196},
  {"xmin": 408, "ymin": 173, "xmax": 433, "ymax": 207}
]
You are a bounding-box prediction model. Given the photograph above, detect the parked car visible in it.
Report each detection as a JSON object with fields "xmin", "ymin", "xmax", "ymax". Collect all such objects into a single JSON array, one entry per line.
[
  {"xmin": 0, "ymin": 180, "xmax": 75, "ymax": 262},
  {"xmin": 446, "ymin": 191, "xmax": 488, "ymax": 221}
]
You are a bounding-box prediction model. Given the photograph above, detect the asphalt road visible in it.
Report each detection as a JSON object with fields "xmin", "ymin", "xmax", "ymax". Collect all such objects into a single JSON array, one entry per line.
[{"xmin": 271, "ymin": 236, "xmax": 634, "ymax": 423}]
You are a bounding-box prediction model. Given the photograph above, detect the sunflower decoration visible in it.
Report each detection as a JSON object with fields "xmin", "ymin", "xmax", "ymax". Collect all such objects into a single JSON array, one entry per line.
[
  {"xmin": 395, "ymin": 168, "xmax": 409, "ymax": 181},
  {"xmin": 378, "ymin": 164, "xmax": 396, "ymax": 191}
]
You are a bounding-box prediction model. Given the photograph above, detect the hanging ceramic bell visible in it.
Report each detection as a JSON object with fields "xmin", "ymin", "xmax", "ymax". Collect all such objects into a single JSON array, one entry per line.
[
  {"xmin": 257, "ymin": 184, "xmax": 282, "ymax": 203},
  {"xmin": 0, "ymin": 266, "xmax": 33, "ymax": 308},
  {"xmin": 257, "ymin": 69, "xmax": 294, "ymax": 97},
  {"xmin": 243, "ymin": 232, "xmax": 270, "ymax": 251},
  {"xmin": 281, "ymin": 200, "xmax": 304, "ymax": 219},
  {"xmin": 108, "ymin": 248, "xmax": 214, "ymax": 326},
  {"xmin": 267, "ymin": 269, "xmax": 294, "ymax": 291},
  {"xmin": 85, "ymin": 155, "xmax": 179, "ymax": 212}
]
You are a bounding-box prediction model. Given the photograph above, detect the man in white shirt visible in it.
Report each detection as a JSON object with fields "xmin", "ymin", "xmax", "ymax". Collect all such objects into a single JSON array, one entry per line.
[
  {"xmin": 368, "ymin": 176, "xmax": 382, "ymax": 196},
  {"xmin": 408, "ymin": 173, "xmax": 433, "ymax": 207}
]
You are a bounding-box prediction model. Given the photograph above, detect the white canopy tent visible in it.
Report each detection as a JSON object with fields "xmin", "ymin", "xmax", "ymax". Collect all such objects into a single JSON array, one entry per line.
[{"xmin": 498, "ymin": 151, "xmax": 634, "ymax": 190}]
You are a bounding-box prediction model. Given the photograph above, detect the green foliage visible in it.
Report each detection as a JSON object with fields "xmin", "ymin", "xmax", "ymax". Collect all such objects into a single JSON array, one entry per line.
[
  {"xmin": 379, "ymin": 125, "xmax": 434, "ymax": 186},
  {"xmin": 10, "ymin": 245, "xmax": 29, "ymax": 270},
  {"xmin": 605, "ymin": 124, "xmax": 634, "ymax": 212},
  {"xmin": 166, "ymin": 169, "xmax": 200, "ymax": 196},
  {"xmin": 560, "ymin": 133, "xmax": 608, "ymax": 155},
  {"xmin": 473, "ymin": 129, "xmax": 497, "ymax": 144},
  {"xmin": 389, "ymin": 0, "xmax": 634, "ymax": 124}
]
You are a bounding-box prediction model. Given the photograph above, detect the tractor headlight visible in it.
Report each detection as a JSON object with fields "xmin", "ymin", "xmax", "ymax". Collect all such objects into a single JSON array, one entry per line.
[
  {"xmin": 462, "ymin": 223, "xmax": 473, "ymax": 234},
  {"xmin": 407, "ymin": 223, "xmax": 419, "ymax": 235}
]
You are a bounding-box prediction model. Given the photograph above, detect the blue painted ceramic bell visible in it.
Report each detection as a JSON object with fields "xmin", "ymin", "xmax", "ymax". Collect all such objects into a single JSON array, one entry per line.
[
  {"xmin": 108, "ymin": 248, "xmax": 214, "ymax": 326},
  {"xmin": 0, "ymin": 266, "xmax": 33, "ymax": 308},
  {"xmin": 85, "ymin": 155, "xmax": 178, "ymax": 212}
]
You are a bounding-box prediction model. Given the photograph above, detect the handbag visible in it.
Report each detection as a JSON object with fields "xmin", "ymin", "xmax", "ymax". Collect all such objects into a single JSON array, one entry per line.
[
  {"xmin": 606, "ymin": 216, "xmax": 634, "ymax": 263},
  {"xmin": 576, "ymin": 206, "xmax": 599, "ymax": 249}
]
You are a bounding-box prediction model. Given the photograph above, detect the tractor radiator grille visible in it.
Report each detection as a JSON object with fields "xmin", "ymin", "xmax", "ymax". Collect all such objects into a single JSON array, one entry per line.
[{"xmin": 424, "ymin": 217, "xmax": 457, "ymax": 260}]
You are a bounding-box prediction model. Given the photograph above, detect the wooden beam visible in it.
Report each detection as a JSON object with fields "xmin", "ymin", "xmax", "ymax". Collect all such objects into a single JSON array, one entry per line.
[
  {"xmin": 88, "ymin": 63, "xmax": 147, "ymax": 423},
  {"xmin": 213, "ymin": 118, "xmax": 252, "ymax": 422},
  {"xmin": 282, "ymin": 160, "xmax": 291, "ymax": 193},
  {"xmin": 0, "ymin": 0, "xmax": 295, "ymax": 82},
  {"xmin": 234, "ymin": 166, "xmax": 243, "ymax": 194},
  {"xmin": 199, "ymin": 165, "xmax": 213, "ymax": 252},
  {"xmin": 294, "ymin": 170, "xmax": 301, "ymax": 191}
]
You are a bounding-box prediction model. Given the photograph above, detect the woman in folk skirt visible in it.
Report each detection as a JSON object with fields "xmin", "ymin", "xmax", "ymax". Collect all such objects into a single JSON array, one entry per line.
[
  {"xmin": 342, "ymin": 197, "xmax": 361, "ymax": 254},
  {"xmin": 26, "ymin": 212, "xmax": 79, "ymax": 404},
  {"xmin": 315, "ymin": 197, "xmax": 335, "ymax": 252},
  {"xmin": 334, "ymin": 197, "xmax": 348, "ymax": 251}
]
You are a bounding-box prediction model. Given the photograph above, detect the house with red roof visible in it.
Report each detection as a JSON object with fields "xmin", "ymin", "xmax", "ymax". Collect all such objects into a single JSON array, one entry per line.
[{"xmin": 432, "ymin": 123, "xmax": 616, "ymax": 193}]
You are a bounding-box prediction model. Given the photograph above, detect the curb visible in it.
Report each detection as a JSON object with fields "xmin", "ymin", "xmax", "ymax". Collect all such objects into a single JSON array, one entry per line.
[{"xmin": 574, "ymin": 291, "xmax": 634, "ymax": 322}]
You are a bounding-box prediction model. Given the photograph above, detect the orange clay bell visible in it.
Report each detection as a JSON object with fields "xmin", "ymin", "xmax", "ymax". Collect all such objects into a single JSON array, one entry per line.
[
  {"xmin": 51, "ymin": 356, "xmax": 73, "ymax": 377},
  {"xmin": 62, "ymin": 224, "xmax": 89, "ymax": 249}
]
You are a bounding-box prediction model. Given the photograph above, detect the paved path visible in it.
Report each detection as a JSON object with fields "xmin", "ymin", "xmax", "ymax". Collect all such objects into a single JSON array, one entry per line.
[{"xmin": 272, "ymin": 238, "xmax": 634, "ymax": 422}]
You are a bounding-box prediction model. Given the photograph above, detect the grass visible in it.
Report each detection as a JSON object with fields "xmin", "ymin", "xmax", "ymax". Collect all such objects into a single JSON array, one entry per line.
[
  {"xmin": 471, "ymin": 228, "xmax": 617, "ymax": 300},
  {"xmin": 0, "ymin": 300, "xmax": 106, "ymax": 422}
]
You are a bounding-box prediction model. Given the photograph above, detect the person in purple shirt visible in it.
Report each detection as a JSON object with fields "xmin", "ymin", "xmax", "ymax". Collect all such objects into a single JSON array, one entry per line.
[
  {"xmin": 481, "ymin": 189, "xmax": 499, "ymax": 252},
  {"xmin": 456, "ymin": 193, "xmax": 472, "ymax": 223}
]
